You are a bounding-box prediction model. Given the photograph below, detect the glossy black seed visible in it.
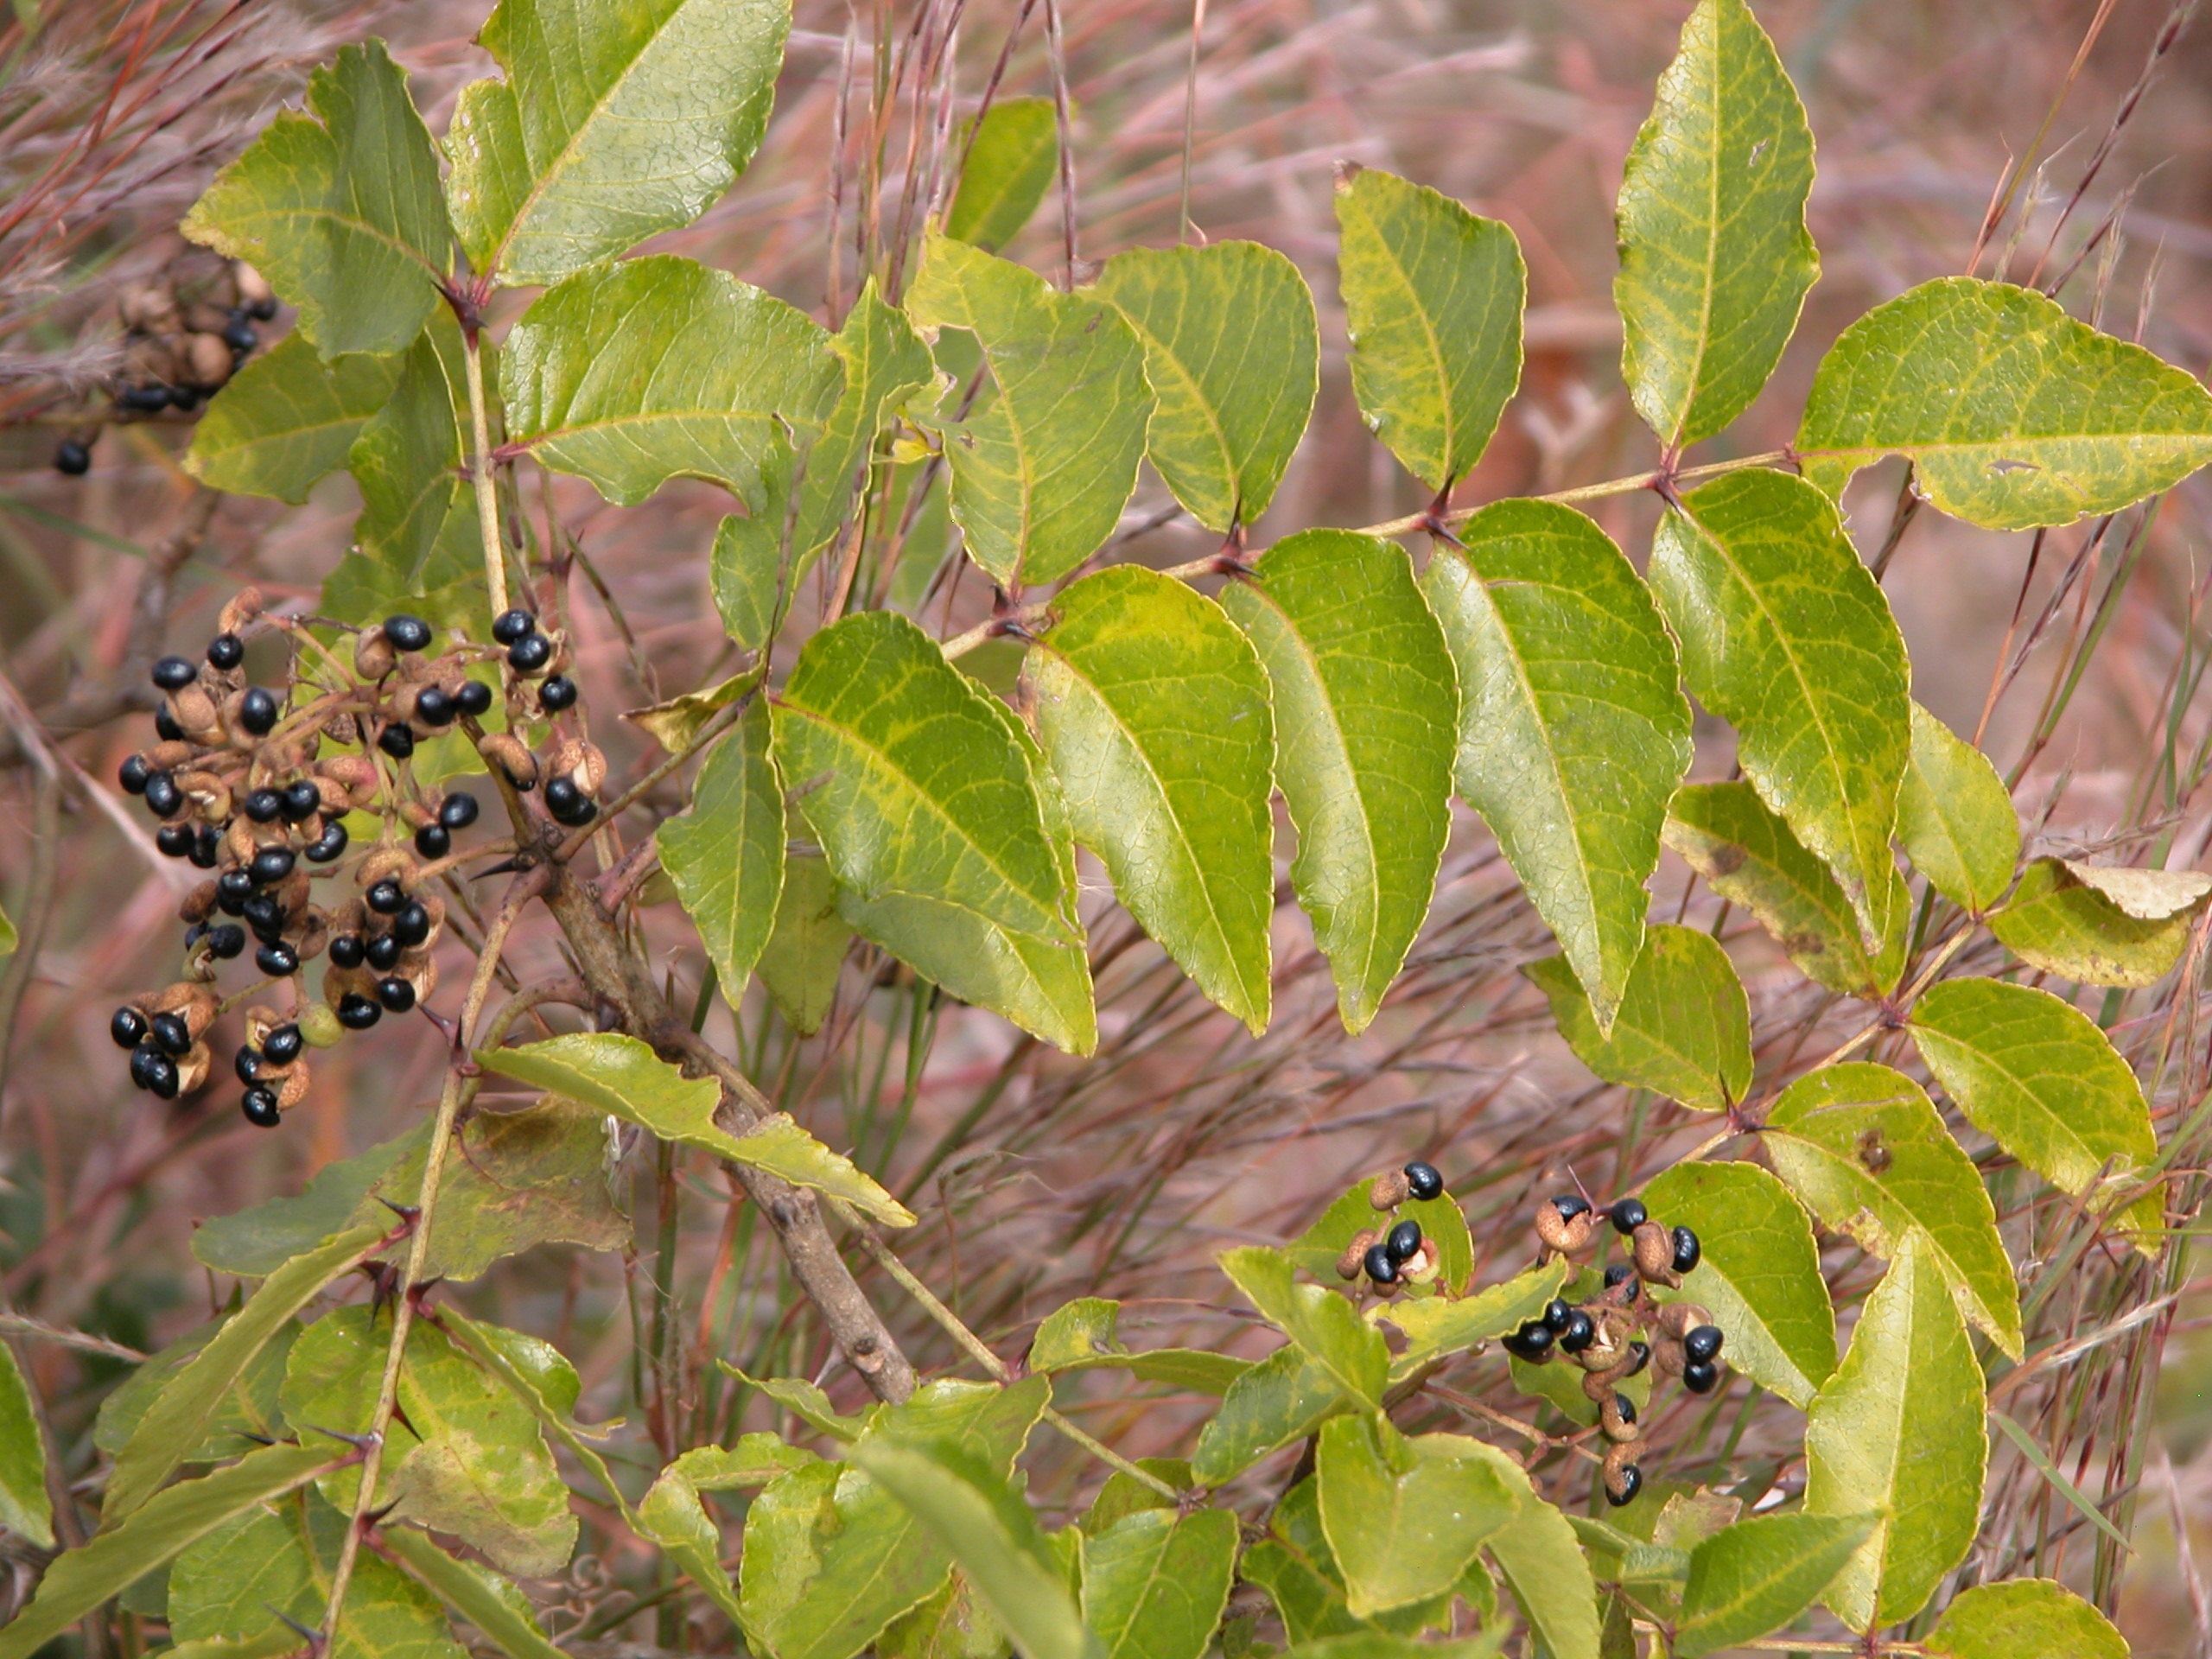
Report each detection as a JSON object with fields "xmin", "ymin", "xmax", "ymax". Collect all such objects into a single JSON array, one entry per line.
[
  {"xmin": 1683, "ymin": 1325, "xmax": 1725, "ymax": 1366},
  {"xmin": 149, "ymin": 1011, "xmax": 192, "ymax": 1055},
  {"xmin": 257, "ymin": 940, "xmax": 299, "ymax": 977},
  {"xmin": 111, "ymin": 1007, "xmax": 148, "ymax": 1049},
  {"xmin": 131, "ymin": 1045, "xmax": 179, "ymax": 1097},
  {"xmin": 234, "ymin": 1047, "xmax": 264, "ymax": 1084},
  {"xmin": 538, "ymin": 674, "xmax": 577, "ymax": 712},
  {"xmin": 1507, "ymin": 1319, "xmax": 1555, "ymax": 1359},
  {"xmin": 155, "ymin": 706, "xmax": 183, "ymax": 742},
  {"xmin": 242, "ymin": 1087, "xmax": 282, "ymax": 1128},
  {"xmin": 391, "ymin": 901, "xmax": 430, "ymax": 948},
  {"xmin": 507, "ymin": 633, "xmax": 552, "ymax": 674},
  {"xmin": 246, "ymin": 294, "xmax": 277, "ymax": 322},
  {"xmin": 1363, "ymin": 1243, "xmax": 1399, "ymax": 1285},
  {"xmin": 1671, "ymin": 1225, "xmax": 1700, "ymax": 1276},
  {"xmin": 366, "ymin": 880, "xmax": 406, "ymax": 915},
  {"xmin": 1548, "ymin": 1193, "xmax": 1592, "ymax": 1222},
  {"xmin": 151, "ymin": 655, "xmax": 198, "ymax": 692},
  {"xmin": 329, "ymin": 933, "xmax": 365, "ymax": 969},
  {"xmin": 413, "ymin": 687, "xmax": 455, "ymax": 728},
  {"xmin": 1610, "ymin": 1198, "xmax": 1648, "ymax": 1235},
  {"xmin": 1611, "ymin": 1392, "xmax": 1637, "ymax": 1427},
  {"xmin": 376, "ymin": 976, "xmax": 416, "ymax": 1013},
  {"xmin": 1603, "ymin": 1265, "xmax": 1640, "ymax": 1302},
  {"xmin": 118, "ymin": 384, "xmax": 173, "ymax": 412},
  {"xmin": 217, "ymin": 869, "xmax": 254, "ymax": 910},
  {"xmin": 1681, "ymin": 1358, "xmax": 1720, "ymax": 1395},
  {"xmin": 382, "ymin": 614, "xmax": 433, "ymax": 652},
  {"xmin": 1542, "ymin": 1298, "xmax": 1574, "ymax": 1334},
  {"xmin": 169, "ymin": 386, "xmax": 200, "ymax": 413},
  {"xmin": 543, "ymin": 776, "xmax": 582, "ymax": 816},
  {"xmin": 1558, "ymin": 1310, "xmax": 1598, "ymax": 1354},
  {"xmin": 238, "ymin": 687, "xmax": 279, "ymax": 735},
  {"xmin": 438, "ymin": 791, "xmax": 479, "ymax": 830},
  {"xmin": 222, "ymin": 316, "xmax": 259, "ymax": 354},
  {"xmin": 143, "ymin": 772, "xmax": 183, "ymax": 817},
  {"xmin": 1385, "ymin": 1218, "xmax": 1423, "ymax": 1264},
  {"xmin": 304, "ymin": 821, "xmax": 349, "ymax": 862},
  {"xmin": 1605, "ymin": 1465, "xmax": 1643, "ymax": 1508},
  {"xmin": 189, "ymin": 826, "xmax": 221, "ymax": 868},
  {"xmin": 454, "ymin": 680, "xmax": 493, "ymax": 717},
  {"xmin": 207, "ymin": 632, "xmax": 245, "ymax": 671},
  {"xmin": 491, "ymin": 608, "xmax": 536, "ymax": 645},
  {"xmin": 155, "ymin": 823, "xmax": 195, "ymax": 858},
  {"xmin": 249, "ymin": 847, "xmax": 296, "ymax": 885},
  {"xmin": 205, "ymin": 923, "xmax": 245, "ymax": 959},
  {"xmin": 54, "ymin": 438, "xmax": 91, "ymax": 476},
  {"xmin": 263, "ymin": 1024, "xmax": 302, "ymax": 1065},
  {"xmin": 335, "ymin": 993, "xmax": 381, "ymax": 1030},
  {"xmin": 366, "ymin": 933, "xmax": 403, "ymax": 972},
  {"xmin": 378, "ymin": 721, "xmax": 416, "ymax": 760},
  {"xmin": 281, "ymin": 780, "xmax": 322, "ymax": 822},
  {"xmin": 240, "ymin": 893, "xmax": 283, "ymax": 937},
  {"xmin": 1624, "ymin": 1340, "xmax": 1652, "ymax": 1377},
  {"xmin": 553, "ymin": 794, "xmax": 598, "ymax": 828},
  {"xmin": 244, "ymin": 788, "xmax": 283, "ymax": 823},
  {"xmin": 414, "ymin": 823, "xmax": 450, "ymax": 859},
  {"xmin": 1402, "ymin": 1160, "xmax": 1443, "ymax": 1202},
  {"xmin": 118, "ymin": 753, "xmax": 151, "ymax": 794}
]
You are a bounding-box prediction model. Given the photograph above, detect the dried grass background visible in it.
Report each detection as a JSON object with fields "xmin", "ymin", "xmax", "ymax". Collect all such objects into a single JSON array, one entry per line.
[{"xmin": 5, "ymin": 0, "xmax": 2212, "ymax": 1650}]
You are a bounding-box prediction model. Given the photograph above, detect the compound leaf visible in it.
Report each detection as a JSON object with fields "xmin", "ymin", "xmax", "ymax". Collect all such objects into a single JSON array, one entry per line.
[
  {"xmin": 1614, "ymin": 0, "xmax": 1818, "ymax": 448},
  {"xmin": 1990, "ymin": 857, "xmax": 2203, "ymax": 987},
  {"xmin": 1316, "ymin": 1419, "xmax": 1516, "ymax": 1618},
  {"xmin": 1652, "ymin": 467, "xmax": 1910, "ymax": 946},
  {"xmin": 1764, "ymin": 1062, "xmax": 2021, "ymax": 1357},
  {"xmin": 1334, "ymin": 166, "xmax": 1523, "ymax": 492},
  {"xmin": 182, "ymin": 41, "xmax": 449, "ymax": 357},
  {"xmin": 1641, "ymin": 1160, "xmax": 1836, "ymax": 1408},
  {"xmin": 188, "ymin": 333, "xmax": 404, "ymax": 501},
  {"xmin": 445, "ymin": 0, "xmax": 790, "ymax": 287},
  {"xmin": 1026, "ymin": 566, "xmax": 1274, "ymax": 1033},
  {"xmin": 1675, "ymin": 1510, "xmax": 1877, "ymax": 1656},
  {"xmin": 1804, "ymin": 1237, "xmax": 1987, "ymax": 1630},
  {"xmin": 1081, "ymin": 1508, "xmax": 1238, "ymax": 1659},
  {"xmin": 661, "ymin": 699, "xmax": 785, "ymax": 1001},
  {"xmin": 1425, "ymin": 499, "xmax": 1690, "ymax": 1032},
  {"xmin": 1799, "ymin": 276, "xmax": 2212, "ymax": 529},
  {"xmin": 501, "ymin": 256, "xmax": 840, "ymax": 509},
  {"xmin": 1527, "ymin": 923, "xmax": 1751, "ymax": 1112},
  {"xmin": 1925, "ymin": 1580, "xmax": 2128, "ymax": 1659},
  {"xmin": 1095, "ymin": 240, "xmax": 1319, "ymax": 531},
  {"xmin": 1910, "ymin": 977, "xmax": 2161, "ymax": 1248},
  {"xmin": 339, "ymin": 308, "xmax": 480, "ymax": 624},
  {"xmin": 0, "ymin": 1344, "xmax": 51, "ymax": 1548},
  {"xmin": 1217, "ymin": 1247, "xmax": 1387, "ymax": 1408},
  {"xmin": 1191, "ymin": 1345, "xmax": 1347, "ymax": 1486},
  {"xmin": 906, "ymin": 232, "xmax": 1150, "ymax": 587},
  {"xmin": 946, "ymin": 97, "xmax": 1058, "ymax": 251},
  {"xmin": 1221, "ymin": 530, "xmax": 1454, "ymax": 1033},
  {"xmin": 1898, "ymin": 703, "xmax": 2018, "ymax": 913}
]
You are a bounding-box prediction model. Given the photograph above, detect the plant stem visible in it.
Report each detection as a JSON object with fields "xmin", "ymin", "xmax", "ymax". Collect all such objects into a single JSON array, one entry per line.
[{"xmin": 462, "ymin": 323, "xmax": 510, "ymax": 616}]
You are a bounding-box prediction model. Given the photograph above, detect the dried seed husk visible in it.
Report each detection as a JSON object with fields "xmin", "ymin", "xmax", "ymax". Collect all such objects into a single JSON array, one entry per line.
[{"xmin": 1370, "ymin": 1167, "xmax": 1412, "ymax": 1210}]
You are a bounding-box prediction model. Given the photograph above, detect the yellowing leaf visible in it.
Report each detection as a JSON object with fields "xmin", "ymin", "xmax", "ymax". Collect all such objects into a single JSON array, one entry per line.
[
  {"xmin": 188, "ymin": 334, "xmax": 404, "ymax": 502},
  {"xmin": 1527, "ymin": 924, "xmax": 1750, "ymax": 1112},
  {"xmin": 1990, "ymin": 857, "xmax": 2202, "ymax": 988},
  {"xmin": 1897, "ymin": 703, "xmax": 2018, "ymax": 913},
  {"xmin": 0, "ymin": 1344, "xmax": 51, "ymax": 1549},
  {"xmin": 1926, "ymin": 1580, "xmax": 2129, "ymax": 1659},
  {"xmin": 1315, "ymin": 1418, "xmax": 1515, "ymax": 1618},
  {"xmin": 661, "ymin": 701, "xmax": 785, "ymax": 1002},
  {"xmin": 946, "ymin": 97, "xmax": 1058, "ymax": 252}
]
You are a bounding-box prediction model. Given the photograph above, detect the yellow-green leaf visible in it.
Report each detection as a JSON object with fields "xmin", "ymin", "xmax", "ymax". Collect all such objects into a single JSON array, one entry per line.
[
  {"xmin": 1898, "ymin": 702, "xmax": 2018, "ymax": 913},
  {"xmin": 1675, "ymin": 1510, "xmax": 1876, "ymax": 1656},
  {"xmin": 1381, "ymin": 1262, "xmax": 1567, "ymax": 1385},
  {"xmin": 1926, "ymin": 1580, "xmax": 2129, "ymax": 1659},
  {"xmin": 1316, "ymin": 1418, "xmax": 1516, "ymax": 1618},
  {"xmin": 662, "ymin": 700, "xmax": 785, "ymax": 1002},
  {"xmin": 1526, "ymin": 924, "xmax": 1750, "ymax": 1112},
  {"xmin": 945, "ymin": 97, "xmax": 1058, "ymax": 252},
  {"xmin": 1081, "ymin": 1507, "xmax": 1238, "ymax": 1659},
  {"xmin": 380, "ymin": 1525, "xmax": 569, "ymax": 1659},
  {"xmin": 1217, "ymin": 1247, "xmax": 1387, "ymax": 1408},
  {"xmin": 338, "ymin": 308, "xmax": 480, "ymax": 624},
  {"xmin": 758, "ymin": 851, "xmax": 849, "ymax": 1036},
  {"xmin": 0, "ymin": 1343, "xmax": 51, "ymax": 1548},
  {"xmin": 188, "ymin": 333, "xmax": 404, "ymax": 502},
  {"xmin": 1989, "ymin": 857, "xmax": 2202, "ymax": 987}
]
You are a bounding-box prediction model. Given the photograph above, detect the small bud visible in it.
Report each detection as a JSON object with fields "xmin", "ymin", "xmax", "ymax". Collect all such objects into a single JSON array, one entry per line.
[{"xmin": 300, "ymin": 1001, "xmax": 346, "ymax": 1049}]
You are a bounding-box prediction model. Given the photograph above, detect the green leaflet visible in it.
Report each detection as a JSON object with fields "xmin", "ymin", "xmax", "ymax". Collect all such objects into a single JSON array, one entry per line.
[
  {"xmin": 1191, "ymin": 1345, "xmax": 1350, "ymax": 1486},
  {"xmin": 1641, "ymin": 1160, "xmax": 1836, "ymax": 1408},
  {"xmin": 1665, "ymin": 780, "xmax": 1905, "ymax": 997},
  {"xmin": 445, "ymin": 0, "xmax": 791, "ymax": 286},
  {"xmin": 186, "ymin": 333, "xmax": 404, "ymax": 501},
  {"xmin": 1094, "ymin": 240, "xmax": 1319, "ymax": 531},
  {"xmin": 0, "ymin": 1342, "xmax": 51, "ymax": 1548},
  {"xmin": 946, "ymin": 97, "xmax": 1058, "ymax": 251},
  {"xmin": 1805, "ymin": 1238, "xmax": 1987, "ymax": 1630},
  {"xmin": 0, "ymin": 901, "xmax": 13, "ymax": 960},
  {"xmin": 1081, "ymin": 1508, "xmax": 1239, "ymax": 1659},
  {"xmin": 1989, "ymin": 857, "xmax": 2202, "ymax": 987},
  {"xmin": 283, "ymin": 1306, "xmax": 575, "ymax": 1578},
  {"xmin": 1613, "ymin": 0, "xmax": 1818, "ymax": 448},
  {"xmin": 1380, "ymin": 1262, "xmax": 1565, "ymax": 1384},
  {"xmin": 1652, "ymin": 467, "xmax": 1910, "ymax": 946},
  {"xmin": 1217, "ymin": 1248, "xmax": 1388, "ymax": 1408},
  {"xmin": 711, "ymin": 512, "xmax": 785, "ymax": 658},
  {"xmin": 1425, "ymin": 499, "xmax": 1690, "ymax": 1033},
  {"xmin": 1276, "ymin": 1637, "xmax": 1497, "ymax": 1659},
  {"xmin": 1674, "ymin": 1510, "xmax": 1877, "ymax": 1656},
  {"xmin": 906, "ymin": 232, "xmax": 1151, "ymax": 586},
  {"xmin": 1221, "ymin": 530, "xmax": 1454, "ymax": 1033},
  {"xmin": 1898, "ymin": 702, "xmax": 2018, "ymax": 913},
  {"xmin": 499, "ymin": 255, "xmax": 841, "ymax": 508},
  {"xmin": 1525, "ymin": 923, "xmax": 1751, "ymax": 1112},
  {"xmin": 105, "ymin": 1222, "xmax": 388, "ymax": 1518},
  {"xmin": 1025, "ymin": 1299, "xmax": 1248, "ymax": 1395},
  {"xmin": 741, "ymin": 1377, "xmax": 1051, "ymax": 1659},
  {"xmin": 0, "ymin": 1444, "xmax": 338, "ymax": 1659},
  {"xmin": 1799, "ymin": 276, "xmax": 2212, "ymax": 529},
  {"xmin": 181, "ymin": 41, "xmax": 449, "ymax": 357},
  {"xmin": 1315, "ymin": 1420, "xmax": 1516, "ymax": 1618},
  {"xmin": 637, "ymin": 1440, "xmax": 820, "ymax": 1623},
  {"xmin": 93, "ymin": 1319, "xmax": 292, "ymax": 1468},
  {"xmin": 1925, "ymin": 1580, "xmax": 2129, "ymax": 1659},
  {"xmin": 661, "ymin": 700, "xmax": 785, "ymax": 1001},
  {"xmin": 1910, "ymin": 977, "xmax": 2161, "ymax": 1249},
  {"xmin": 1244, "ymin": 1476, "xmax": 1491, "ymax": 1640},
  {"xmin": 1764, "ymin": 1061, "xmax": 2022, "ymax": 1357},
  {"xmin": 172, "ymin": 1491, "xmax": 466, "ymax": 1659},
  {"xmin": 878, "ymin": 1573, "xmax": 1008, "ymax": 1659},
  {"xmin": 1026, "ymin": 566, "xmax": 1275, "ymax": 1033},
  {"xmin": 379, "ymin": 1526, "xmax": 568, "ymax": 1659},
  {"xmin": 2058, "ymin": 860, "xmax": 2212, "ymax": 918},
  {"xmin": 1468, "ymin": 1441, "xmax": 1603, "ymax": 1659},
  {"xmin": 1334, "ymin": 167, "xmax": 1524, "ymax": 493},
  {"xmin": 758, "ymin": 851, "xmax": 849, "ymax": 1034},
  {"xmin": 849, "ymin": 1440, "xmax": 1095, "ymax": 1659},
  {"xmin": 476, "ymin": 1031, "xmax": 914, "ymax": 1225},
  {"xmin": 790, "ymin": 280, "xmax": 936, "ymax": 584}
]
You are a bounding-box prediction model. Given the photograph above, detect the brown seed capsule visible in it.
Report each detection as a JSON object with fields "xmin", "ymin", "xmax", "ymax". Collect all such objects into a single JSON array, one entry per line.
[
  {"xmin": 402, "ymin": 957, "xmax": 438, "ymax": 1006},
  {"xmin": 120, "ymin": 284, "xmax": 181, "ymax": 332},
  {"xmin": 1601, "ymin": 1438, "xmax": 1644, "ymax": 1502},
  {"xmin": 1338, "ymin": 1228, "xmax": 1381, "ymax": 1281},
  {"xmin": 234, "ymin": 263, "xmax": 274, "ymax": 310},
  {"xmin": 180, "ymin": 880, "xmax": 219, "ymax": 925},
  {"xmin": 1656, "ymin": 1302, "xmax": 1711, "ymax": 1340},
  {"xmin": 322, "ymin": 962, "xmax": 377, "ymax": 1006},
  {"xmin": 226, "ymin": 817, "xmax": 257, "ymax": 864},
  {"xmin": 175, "ymin": 770, "xmax": 231, "ymax": 822},
  {"xmin": 354, "ymin": 628, "xmax": 397, "ymax": 680},
  {"xmin": 1535, "ymin": 1204, "xmax": 1600, "ymax": 1257},
  {"xmin": 183, "ymin": 332, "xmax": 232, "ymax": 387},
  {"xmin": 218, "ymin": 588, "xmax": 264, "ymax": 635},
  {"xmin": 175, "ymin": 1041, "xmax": 212, "ymax": 1096},
  {"xmin": 398, "ymin": 798, "xmax": 436, "ymax": 830},
  {"xmin": 149, "ymin": 740, "xmax": 197, "ymax": 772},
  {"xmin": 1401, "ymin": 1241, "xmax": 1439, "ymax": 1285},
  {"xmin": 1599, "ymin": 1391, "xmax": 1639, "ymax": 1442},
  {"xmin": 292, "ymin": 907, "xmax": 330, "ymax": 962},
  {"xmin": 1632, "ymin": 1221, "xmax": 1680, "ymax": 1287},
  {"xmin": 356, "ymin": 847, "xmax": 414, "ymax": 893},
  {"xmin": 483, "ymin": 733, "xmax": 539, "ymax": 791},
  {"xmin": 276, "ymin": 1063, "xmax": 312, "ymax": 1111},
  {"xmin": 1370, "ymin": 1167, "xmax": 1413, "ymax": 1210},
  {"xmin": 1652, "ymin": 1336, "xmax": 1687, "ymax": 1382},
  {"xmin": 181, "ymin": 299, "xmax": 232, "ymax": 336},
  {"xmin": 169, "ymin": 683, "xmax": 219, "ymax": 736}
]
